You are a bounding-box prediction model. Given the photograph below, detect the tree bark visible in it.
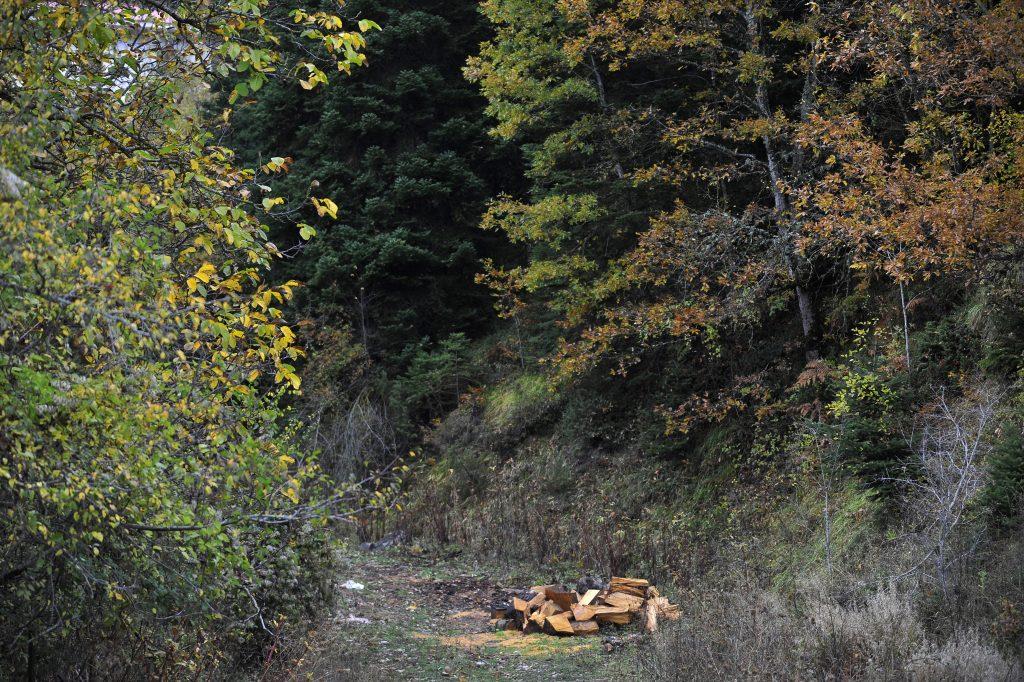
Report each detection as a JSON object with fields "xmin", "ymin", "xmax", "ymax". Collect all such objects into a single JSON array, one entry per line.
[{"xmin": 0, "ymin": 166, "xmax": 27, "ymax": 200}]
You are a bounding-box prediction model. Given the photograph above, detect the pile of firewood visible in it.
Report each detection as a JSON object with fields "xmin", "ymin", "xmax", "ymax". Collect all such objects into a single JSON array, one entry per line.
[{"xmin": 490, "ymin": 576, "xmax": 680, "ymax": 637}]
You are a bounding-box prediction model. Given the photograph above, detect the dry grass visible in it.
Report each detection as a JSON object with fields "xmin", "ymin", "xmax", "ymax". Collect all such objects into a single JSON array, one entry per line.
[{"xmin": 636, "ymin": 579, "xmax": 1020, "ymax": 681}]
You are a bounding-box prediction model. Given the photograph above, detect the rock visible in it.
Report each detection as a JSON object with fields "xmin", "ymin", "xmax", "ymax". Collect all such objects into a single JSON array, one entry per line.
[
  {"xmin": 489, "ymin": 601, "xmax": 514, "ymax": 619},
  {"xmin": 576, "ymin": 575, "xmax": 608, "ymax": 594},
  {"xmin": 359, "ymin": 531, "xmax": 408, "ymax": 551}
]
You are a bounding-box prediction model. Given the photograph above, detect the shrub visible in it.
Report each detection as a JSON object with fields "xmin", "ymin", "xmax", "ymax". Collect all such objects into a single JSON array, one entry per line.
[{"xmin": 637, "ymin": 581, "xmax": 1019, "ymax": 681}]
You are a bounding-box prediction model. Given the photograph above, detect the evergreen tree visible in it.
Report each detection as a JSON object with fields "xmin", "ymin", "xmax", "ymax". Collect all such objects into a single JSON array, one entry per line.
[
  {"xmin": 984, "ymin": 423, "xmax": 1024, "ymax": 526},
  {"xmin": 227, "ymin": 0, "xmax": 521, "ymax": 367}
]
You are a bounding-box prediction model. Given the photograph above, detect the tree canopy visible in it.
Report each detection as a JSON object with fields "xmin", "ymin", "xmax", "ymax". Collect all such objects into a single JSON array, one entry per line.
[{"xmin": 0, "ymin": 0, "xmax": 378, "ymax": 674}]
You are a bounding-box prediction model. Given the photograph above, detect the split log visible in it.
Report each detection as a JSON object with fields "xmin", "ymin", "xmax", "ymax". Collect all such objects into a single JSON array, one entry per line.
[
  {"xmin": 609, "ymin": 584, "xmax": 647, "ymax": 598},
  {"xmin": 602, "ymin": 591, "xmax": 644, "ymax": 612},
  {"xmin": 571, "ymin": 604, "xmax": 597, "ymax": 621},
  {"xmin": 544, "ymin": 612, "xmax": 575, "ymax": 636},
  {"xmin": 540, "ymin": 600, "xmax": 562, "ymax": 617},
  {"xmin": 579, "ymin": 589, "xmax": 600, "ymax": 606},
  {"xmin": 609, "ymin": 577, "xmax": 650, "ymax": 598},
  {"xmin": 545, "ymin": 588, "xmax": 576, "ymax": 611},
  {"xmin": 571, "ymin": 620, "xmax": 600, "ymax": 636},
  {"xmin": 593, "ymin": 606, "xmax": 632, "ymax": 625},
  {"xmin": 527, "ymin": 592, "xmax": 547, "ymax": 609},
  {"xmin": 642, "ymin": 599, "xmax": 659, "ymax": 633}
]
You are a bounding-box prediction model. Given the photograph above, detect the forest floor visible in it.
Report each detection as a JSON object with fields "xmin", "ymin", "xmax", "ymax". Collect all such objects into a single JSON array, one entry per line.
[{"xmin": 277, "ymin": 546, "xmax": 639, "ymax": 681}]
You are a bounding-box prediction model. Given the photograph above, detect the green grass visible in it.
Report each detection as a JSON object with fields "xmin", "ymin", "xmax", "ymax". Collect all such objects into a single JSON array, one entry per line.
[{"xmin": 285, "ymin": 546, "xmax": 638, "ymax": 681}]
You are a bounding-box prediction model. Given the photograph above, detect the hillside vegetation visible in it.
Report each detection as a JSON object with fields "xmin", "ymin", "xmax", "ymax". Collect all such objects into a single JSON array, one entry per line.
[{"xmin": 3, "ymin": 0, "xmax": 1024, "ymax": 679}]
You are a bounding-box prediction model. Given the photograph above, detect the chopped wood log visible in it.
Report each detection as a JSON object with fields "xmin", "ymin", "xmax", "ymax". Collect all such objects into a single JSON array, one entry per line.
[
  {"xmin": 571, "ymin": 604, "xmax": 597, "ymax": 621},
  {"xmin": 544, "ymin": 612, "xmax": 575, "ymax": 636},
  {"xmin": 545, "ymin": 588, "xmax": 576, "ymax": 611},
  {"xmin": 571, "ymin": 619, "xmax": 600, "ymax": 636},
  {"xmin": 504, "ymin": 576, "xmax": 671, "ymax": 637},
  {"xmin": 593, "ymin": 606, "xmax": 632, "ymax": 625},
  {"xmin": 602, "ymin": 591, "xmax": 644, "ymax": 612},
  {"xmin": 609, "ymin": 584, "xmax": 647, "ymax": 597},
  {"xmin": 642, "ymin": 599, "xmax": 659, "ymax": 633}
]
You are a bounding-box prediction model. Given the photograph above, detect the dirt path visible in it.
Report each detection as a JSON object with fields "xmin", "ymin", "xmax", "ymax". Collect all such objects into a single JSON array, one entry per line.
[{"xmin": 278, "ymin": 548, "xmax": 637, "ymax": 681}]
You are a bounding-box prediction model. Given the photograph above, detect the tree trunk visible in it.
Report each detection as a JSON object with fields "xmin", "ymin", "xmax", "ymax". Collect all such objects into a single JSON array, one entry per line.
[
  {"xmin": 746, "ymin": 4, "xmax": 820, "ymax": 360},
  {"xmin": 587, "ymin": 52, "xmax": 625, "ymax": 180},
  {"xmin": 763, "ymin": 130, "xmax": 819, "ymax": 359}
]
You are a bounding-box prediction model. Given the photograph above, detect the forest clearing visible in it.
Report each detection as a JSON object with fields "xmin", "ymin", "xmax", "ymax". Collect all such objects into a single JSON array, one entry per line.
[
  {"xmin": 275, "ymin": 547, "xmax": 638, "ymax": 680},
  {"xmin": 3, "ymin": 0, "xmax": 1024, "ymax": 679}
]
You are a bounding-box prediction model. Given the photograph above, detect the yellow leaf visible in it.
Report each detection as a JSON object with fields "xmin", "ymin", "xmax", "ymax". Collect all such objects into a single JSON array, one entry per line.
[
  {"xmin": 312, "ymin": 197, "xmax": 339, "ymax": 219},
  {"xmin": 195, "ymin": 262, "xmax": 216, "ymax": 283}
]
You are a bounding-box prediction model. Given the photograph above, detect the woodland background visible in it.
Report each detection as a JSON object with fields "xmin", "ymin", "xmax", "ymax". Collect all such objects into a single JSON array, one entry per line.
[{"xmin": 2, "ymin": 0, "xmax": 1024, "ymax": 678}]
